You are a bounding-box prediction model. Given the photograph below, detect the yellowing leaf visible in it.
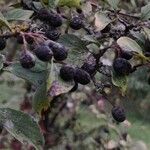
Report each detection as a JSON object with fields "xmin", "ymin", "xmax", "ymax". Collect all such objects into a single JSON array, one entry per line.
[
  {"xmin": 58, "ymin": 0, "xmax": 81, "ymax": 8},
  {"xmin": 0, "ymin": 11, "xmax": 11, "ymax": 30},
  {"xmin": 112, "ymin": 71, "xmax": 128, "ymax": 95}
]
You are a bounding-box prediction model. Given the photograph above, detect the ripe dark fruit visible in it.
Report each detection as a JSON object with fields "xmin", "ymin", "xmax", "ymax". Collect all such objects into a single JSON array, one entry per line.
[
  {"xmin": 0, "ymin": 37, "xmax": 6, "ymax": 50},
  {"xmin": 38, "ymin": 8, "xmax": 50, "ymax": 21},
  {"xmin": 111, "ymin": 106, "xmax": 126, "ymax": 122},
  {"xmin": 49, "ymin": 13, "xmax": 62, "ymax": 27},
  {"xmin": 50, "ymin": 43, "xmax": 68, "ymax": 61},
  {"xmin": 34, "ymin": 45, "xmax": 53, "ymax": 62},
  {"xmin": 113, "ymin": 58, "xmax": 132, "ymax": 75},
  {"xmin": 20, "ymin": 51, "xmax": 36, "ymax": 69},
  {"xmin": 120, "ymin": 51, "xmax": 133, "ymax": 60},
  {"xmin": 17, "ymin": 35, "xmax": 34, "ymax": 44},
  {"xmin": 69, "ymin": 16, "xmax": 83, "ymax": 30},
  {"xmin": 74, "ymin": 68, "xmax": 91, "ymax": 85},
  {"xmin": 60, "ymin": 66, "xmax": 75, "ymax": 81},
  {"xmin": 81, "ymin": 62, "xmax": 96, "ymax": 75},
  {"xmin": 45, "ymin": 29, "xmax": 60, "ymax": 41}
]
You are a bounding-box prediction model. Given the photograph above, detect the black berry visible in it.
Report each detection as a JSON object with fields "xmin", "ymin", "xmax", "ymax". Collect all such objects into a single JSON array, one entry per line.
[
  {"xmin": 69, "ymin": 16, "xmax": 83, "ymax": 30},
  {"xmin": 0, "ymin": 37, "xmax": 6, "ymax": 50},
  {"xmin": 20, "ymin": 51, "xmax": 36, "ymax": 69},
  {"xmin": 74, "ymin": 68, "xmax": 91, "ymax": 85},
  {"xmin": 34, "ymin": 45, "xmax": 53, "ymax": 62},
  {"xmin": 120, "ymin": 50, "xmax": 133, "ymax": 60},
  {"xmin": 38, "ymin": 8, "xmax": 50, "ymax": 21},
  {"xmin": 60, "ymin": 66, "xmax": 75, "ymax": 81},
  {"xmin": 50, "ymin": 43, "xmax": 68, "ymax": 61},
  {"xmin": 111, "ymin": 106, "xmax": 126, "ymax": 122},
  {"xmin": 113, "ymin": 58, "xmax": 132, "ymax": 75},
  {"xmin": 17, "ymin": 35, "xmax": 34, "ymax": 44},
  {"xmin": 45, "ymin": 29, "xmax": 60, "ymax": 41},
  {"xmin": 81, "ymin": 62, "xmax": 96, "ymax": 75},
  {"xmin": 49, "ymin": 13, "xmax": 62, "ymax": 27}
]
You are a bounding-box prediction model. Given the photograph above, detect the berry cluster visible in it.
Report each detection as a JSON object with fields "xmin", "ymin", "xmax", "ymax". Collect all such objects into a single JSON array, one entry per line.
[
  {"xmin": 18, "ymin": 35, "xmax": 68, "ymax": 69},
  {"xmin": 60, "ymin": 66, "xmax": 91, "ymax": 85},
  {"xmin": 12, "ymin": 7, "xmax": 86, "ymax": 86},
  {"xmin": 0, "ymin": 3, "xmax": 145, "ymax": 127}
]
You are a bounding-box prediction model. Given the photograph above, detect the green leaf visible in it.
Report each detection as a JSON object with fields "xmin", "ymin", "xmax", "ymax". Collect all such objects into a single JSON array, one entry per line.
[
  {"xmin": 0, "ymin": 108, "xmax": 44, "ymax": 149},
  {"xmin": 58, "ymin": 34, "xmax": 87, "ymax": 51},
  {"xmin": 58, "ymin": 0, "xmax": 81, "ymax": 8},
  {"xmin": 94, "ymin": 12, "xmax": 111, "ymax": 31},
  {"xmin": 58, "ymin": 34, "xmax": 88, "ymax": 65},
  {"xmin": 33, "ymin": 2, "xmax": 43, "ymax": 10},
  {"xmin": 33, "ymin": 81, "xmax": 50, "ymax": 114},
  {"xmin": 4, "ymin": 9, "xmax": 34, "ymax": 21},
  {"xmin": 8, "ymin": 62, "xmax": 48, "ymax": 86},
  {"xmin": 48, "ymin": 0, "xmax": 57, "ymax": 8},
  {"xmin": 0, "ymin": 11, "xmax": 11, "ymax": 30},
  {"xmin": 107, "ymin": 0, "xmax": 120, "ymax": 9},
  {"xmin": 143, "ymin": 27, "xmax": 150, "ymax": 40},
  {"xmin": 117, "ymin": 36, "xmax": 143, "ymax": 54},
  {"xmin": 130, "ymin": 31, "xmax": 146, "ymax": 45},
  {"xmin": 112, "ymin": 71, "xmax": 128, "ymax": 94},
  {"xmin": 141, "ymin": 3, "xmax": 150, "ymax": 20}
]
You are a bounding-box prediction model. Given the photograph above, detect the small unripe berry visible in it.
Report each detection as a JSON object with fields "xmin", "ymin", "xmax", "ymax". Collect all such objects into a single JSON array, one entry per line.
[
  {"xmin": 74, "ymin": 68, "xmax": 91, "ymax": 85},
  {"xmin": 34, "ymin": 45, "xmax": 53, "ymax": 62},
  {"xmin": 0, "ymin": 37, "xmax": 6, "ymax": 50},
  {"xmin": 69, "ymin": 16, "xmax": 83, "ymax": 30},
  {"xmin": 20, "ymin": 51, "xmax": 36, "ymax": 69},
  {"xmin": 49, "ymin": 13, "xmax": 62, "ymax": 27},
  {"xmin": 81, "ymin": 62, "xmax": 96, "ymax": 75},
  {"xmin": 113, "ymin": 58, "xmax": 132, "ymax": 75},
  {"xmin": 50, "ymin": 43, "xmax": 68, "ymax": 61},
  {"xmin": 60, "ymin": 66, "xmax": 75, "ymax": 81},
  {"xmin": 45, "ymin": 29, "xmax": 60, "ymax": 41},
  {"xmin": 111, "ymin": 106, "xmax": 126, "ymax": 122},
  {"xmin": 120, "ymin": 50, "xmax": 133, "ymax": 60}
]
